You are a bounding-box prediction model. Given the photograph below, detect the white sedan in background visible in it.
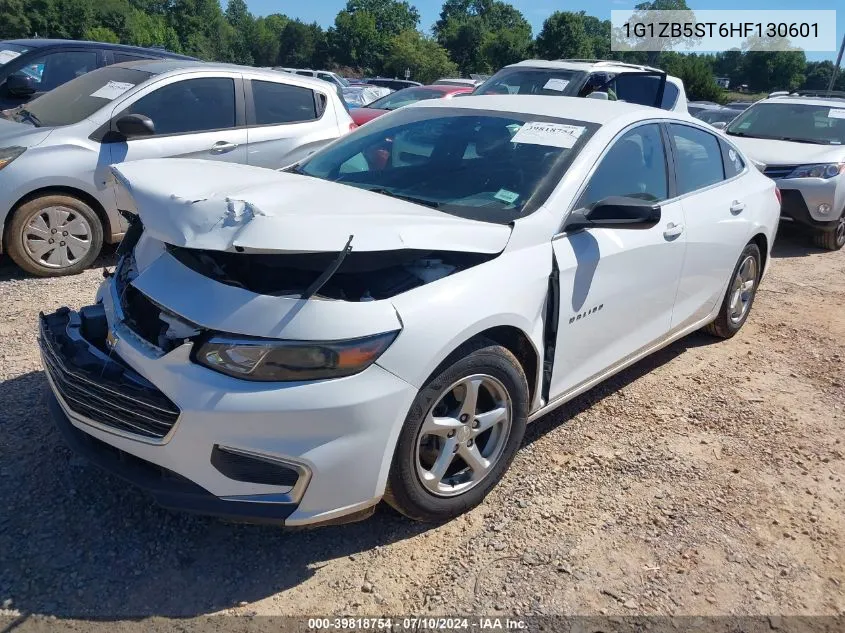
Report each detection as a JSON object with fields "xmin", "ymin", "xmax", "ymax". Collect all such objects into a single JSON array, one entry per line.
[{"xmin": 40, "ymin": 97, "xmax": 779, "ymax": 526}]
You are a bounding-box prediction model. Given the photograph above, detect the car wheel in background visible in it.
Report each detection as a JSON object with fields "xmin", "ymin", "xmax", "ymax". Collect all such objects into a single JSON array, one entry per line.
[
  {"xmin": 812, "ymin": 215, "xmax": 845, "ymax": 251},
  {"xmin": 384, "ymin": 338, "xmax": 529, "ymax": 522},
  {"xmin": 6, "ymin": 194, "xmax": 103, "ymax": 277},
  {"xmin": 704, "ymin": 242, "xmax": 762, "ymax": 339}
]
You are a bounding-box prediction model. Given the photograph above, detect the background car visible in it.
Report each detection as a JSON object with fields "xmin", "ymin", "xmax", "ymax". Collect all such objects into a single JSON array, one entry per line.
[
  {"xmin": 472, "ymin": 59, "xmax": 689, "ymax": 113},
  {"xmin": 432, "ymin": 77, "xmax": 482, "ymax": 88},
  {"xmin": 41, "ymin": 96, "xmax": 779, "ymax": 527},
  {"xmin": 0, "ymin": 60, "xmax": 353, "ymax": 276},
  {"xmin": 342, "ymin": 84, "xmax": 392, "ymax": 108},
  {"xmin": 360, "ymin": 77, "xmax": 421, "ymax": 91},
  {"xmin": 725, "ymin": 91, "xmax": 845, "ymax": 250},
  {"xmin": 723, "ymin": 101, "xmax": 752, "ymax": 112},
  {"xmin": 693, "ymin": 106, "xmax": 739, "ymax": 128},
  {"xmin": 349, "ymin": 84, "xmax": 474, "ymax": 125},
  {"xmin": 275, "ymin": 68, "xmax": 350, "ymax": 89},
  {"xmin": 0, "ymin": 38, "xmax": 193, "ymax": 110}
]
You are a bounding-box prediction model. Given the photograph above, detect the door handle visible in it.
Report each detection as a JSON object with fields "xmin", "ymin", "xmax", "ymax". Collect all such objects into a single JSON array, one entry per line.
[
  {"xmin": 663, "ymin": 222, "xmax": 684, "ymax": 239},
  {"xmin": 730, "ymin": 200, "xmax": 745, "ymax": 214},
  {"xmin": 211, "ymin": 141, "xmax": 238, "ymax": 154}
]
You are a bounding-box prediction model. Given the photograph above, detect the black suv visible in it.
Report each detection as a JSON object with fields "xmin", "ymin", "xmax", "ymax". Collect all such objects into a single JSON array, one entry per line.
[{"xmin": 0, "ymin": 39, "xmax": 195, "ymax": 110}]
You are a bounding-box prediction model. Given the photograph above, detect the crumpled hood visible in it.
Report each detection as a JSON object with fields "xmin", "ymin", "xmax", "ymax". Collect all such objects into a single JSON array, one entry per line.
[
  {"xmin": 729, "ymin": 135, "xmax": 845, "ymax": 167},
  {"xmin": 0, "ymin": 116, "xmax": 54, "ymax": 148},
  {"xmin": 110, "ymin": 158, "xmax": 512, "ymax": 254}
]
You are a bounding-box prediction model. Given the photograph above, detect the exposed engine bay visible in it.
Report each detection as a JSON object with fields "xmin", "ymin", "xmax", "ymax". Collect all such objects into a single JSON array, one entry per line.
[{"xmin": 165, "ymin": 245, "xmax": 494, "ymax": 301}]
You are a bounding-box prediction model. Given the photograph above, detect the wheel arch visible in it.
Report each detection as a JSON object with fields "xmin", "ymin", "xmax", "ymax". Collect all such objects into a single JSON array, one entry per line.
[
  {"xmin": 2, "ymin": 186, "xmax": 112, "ymax": 254},
  {"xmin": 749, "ymin": 232, "xmax": 768, "ymax": 274},
  {"xmin": 420, "ymin": 324, "xmax": 542, "ymax": 410}
]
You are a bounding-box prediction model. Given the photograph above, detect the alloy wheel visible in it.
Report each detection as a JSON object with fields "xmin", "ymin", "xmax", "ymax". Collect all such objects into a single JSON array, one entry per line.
[
  {"xmin": 728, "ymin": 254, "xmax": 757, "ymax": 324},
  {"xmin": 415, "ymin": 374, "xmax": 512, "ymax": 497}
]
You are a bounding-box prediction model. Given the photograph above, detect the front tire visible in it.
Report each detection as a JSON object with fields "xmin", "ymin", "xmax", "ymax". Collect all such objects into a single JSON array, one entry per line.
[
  {"xmin": 384, "ymin": 339, "xmax": 528, "ymax": 522},
  {"xmin": 6, "ymin": 194, "xmax": 103, "ymax": 277},
  {"xmin": 704, "ymin": 242, "xmax": 762, "ymax": 339},
  {"xmin": 812, "ymin": 215, "xmax": 845, "ymax": 251}
]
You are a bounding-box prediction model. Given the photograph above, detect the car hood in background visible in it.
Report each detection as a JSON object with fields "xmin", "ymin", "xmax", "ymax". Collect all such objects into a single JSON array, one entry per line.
[
  {"xmin": 728, "ymin": 135, "xmax": 845, "ymax": 167},
  {"xmin": 0, "ymin": 116, "xmax": 54, "ymax": 148},
  {"xmin": 110, "ymin": 159, "xmax": 512, "ymax": 255},
  {"xmin": 350, "ymin": 107, "xmax": 388, "ymax": 125}
]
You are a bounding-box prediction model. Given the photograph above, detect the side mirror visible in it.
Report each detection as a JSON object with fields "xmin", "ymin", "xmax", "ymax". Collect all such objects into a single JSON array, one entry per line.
[
  {"xmin": 566, "ymin": 197, "xmax": 661, "ymax": 231},
  {"xmin": 115, "ymin": 113, "xmax": 155, "ymax": 138},
  {"xmin": 6, "ymin": 73, "xmax": 36, "ymax": 96},
  {"xmin": 586, "ymin": 91, "xmax": 609, "ymax": 100},
  {"xmin": 711, "ymin": 121, "xmax": 727, "ymax": 130}
]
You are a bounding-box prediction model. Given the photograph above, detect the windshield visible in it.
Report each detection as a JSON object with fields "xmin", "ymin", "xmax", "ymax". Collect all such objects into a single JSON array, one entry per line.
[
  {"xmin": 726, "ymin": 102, "xmax": 845, "ymax": 145},
  {"xmin": 14, "ymin": 66, "xmax": 153, "ymax": 127},
  {"xmin": 474, "ymin": 68, "xmax": 584, "ymax": 96},
  {"xmin": 0, "ymin": 43, "xmax": 29, "ymax": 69},
  {"xmin": 295, "ymin": 107, "xmax": 598, "ymax": 224},
  {"xmin": 368, "ymin": 87, "xmax": 453, "ymax": 111},
  {"xmin": 697, "ymin": 109, "xmax": 737, "ymax": 125}
]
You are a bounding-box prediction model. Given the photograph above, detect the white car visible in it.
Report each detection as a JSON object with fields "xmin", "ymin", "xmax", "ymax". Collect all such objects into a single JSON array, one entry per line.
[
  {"xmin": 40, "ymin": 96, "xmax": 779, "ymax": 526},
  {"xmin": 0, "ymin": 61, "xmax": 353, "ymax": 276},
  {"xmin": 473, "ymin": 59, "xmax": 688, "ymax": 113}
]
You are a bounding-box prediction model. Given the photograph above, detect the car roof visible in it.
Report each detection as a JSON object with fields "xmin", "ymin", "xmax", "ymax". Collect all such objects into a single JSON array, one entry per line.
[
  {"xmin": 507, "ymin": 58, "xmax": 664, "ymax": 74},
  {"xmin": 408, "ymin": 94, "xmax": 688, "ymax": 125},
  {"xmin": 763, "ymin": 93, "xmax": 845, "ymax": 108},
  {"xmin": 113, "ymin": 59, "xmax": 335, "ymax": 90},
  {"xmin": 1, "ymin": 38, "xmax": 193, "ymax": 58}
]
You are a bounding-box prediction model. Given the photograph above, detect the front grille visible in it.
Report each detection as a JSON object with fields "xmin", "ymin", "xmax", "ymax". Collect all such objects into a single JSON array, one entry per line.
[
  {"xmin": 763, "ymin": 164, "xmax": 799, "ymax": 180},
  {"xmin": 40, "ymin": 311, "xmax": 180, "ymax": 440}
]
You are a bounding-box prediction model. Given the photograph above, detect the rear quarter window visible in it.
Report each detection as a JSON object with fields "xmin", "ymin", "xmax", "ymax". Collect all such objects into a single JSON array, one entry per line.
[{"xmin": 720, "ymin": 139, "xmax": 745, "ymax": 178}]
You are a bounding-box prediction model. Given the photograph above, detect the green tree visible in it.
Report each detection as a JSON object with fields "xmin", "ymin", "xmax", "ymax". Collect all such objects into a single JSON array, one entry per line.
[
  {"xmin": 535, "ymin": 11, "xmax": 591, "ymax": 60},
  {"xmin": 251, "ymin": 14, "xmax": 288, "ymax": 67},
  {"xmin": 434, "ymin": 0, "xmax": 531, "ymax": 75},
  {"xmin": 84, "ymin": 25, "xmax": 120, "ymax": 42},
  {"xmin": 0, "ymin": 0, "xmax": 31, "ymax": 38},
  {"xmin": 382, "ymin": 29, "xmax": 458, "ymax": 83},
  {"xmin": 661, "ymin": 52, "xmax": 724, "ymax": 102},
  {"xmin": 277, "ymin": 20, "xmax": 327, "ymax": 68},
  {"xmin": 223, "ymin": 0, "xmax": 254, "ymax": 65},
  {"xmin": 345, "ymin": 0, "xmax": 419, "ymax": 36},
  {"xmin": 330, "ymin": 9, "xmax": 381, "ymax": 70}
]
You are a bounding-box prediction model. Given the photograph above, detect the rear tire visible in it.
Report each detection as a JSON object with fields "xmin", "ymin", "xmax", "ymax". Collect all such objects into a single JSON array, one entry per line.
[
  {"xmin": 812, "ymin": 216, "xmax": 845, "ymax": 251},
  {"xmin": 704, "ymin": 242, "xmax": 762, "ymax": 339},
  {"xmin": 384, "ymin": 338, "xmax": 528, "ymax": 523},
  {"xmin": 6, "ymin": 194, "xmax": 103, "ymax": 277}
]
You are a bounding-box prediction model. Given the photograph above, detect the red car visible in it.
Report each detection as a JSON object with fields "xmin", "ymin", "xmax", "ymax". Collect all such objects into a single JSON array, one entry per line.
[{"xmin": 350, "ymin": 84, "xmax": 473, "ymax": 125}]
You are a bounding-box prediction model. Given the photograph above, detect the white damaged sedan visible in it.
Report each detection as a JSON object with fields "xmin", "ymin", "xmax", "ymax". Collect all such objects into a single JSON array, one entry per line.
[{"xmin": 39, "ymin": 96, "xmax": 780, "ymax": 526}]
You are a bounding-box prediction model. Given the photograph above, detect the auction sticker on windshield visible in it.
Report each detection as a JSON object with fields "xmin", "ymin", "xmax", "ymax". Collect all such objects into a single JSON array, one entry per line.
[
  {"xmin": 543, "ymin": 78, "xmax": 570, "ymax": 92},
  {"xmin": 0, "ymin": 50, "xmax": 21, "ymax": 65},
  {"xmin": 90, "ymin": 81, "xmax": 136, "ymax": 100},
  {"xmin": 512, "ymin": 122, "xmax": 585, "ymax": 148},
  {"xmin": 828, "ymin": 109, "xmax": 845, "ymax": 119}
]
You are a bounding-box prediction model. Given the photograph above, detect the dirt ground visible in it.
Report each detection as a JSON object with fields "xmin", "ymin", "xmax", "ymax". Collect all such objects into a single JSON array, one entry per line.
[{"xmin": 0, "ymin": 227, "xmax": 842, "ymax": 626}]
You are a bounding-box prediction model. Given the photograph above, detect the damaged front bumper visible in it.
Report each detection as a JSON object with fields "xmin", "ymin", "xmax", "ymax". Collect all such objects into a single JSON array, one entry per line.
[{"xmin": 39, "ymin": 290, "xmax": 418, "ymax": 526}]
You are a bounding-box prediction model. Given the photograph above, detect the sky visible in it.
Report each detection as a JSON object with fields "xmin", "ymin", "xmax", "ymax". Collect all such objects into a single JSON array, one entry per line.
[{"xmin": 241, "ymin": 0, "xmax": 842, "ymax": 62}]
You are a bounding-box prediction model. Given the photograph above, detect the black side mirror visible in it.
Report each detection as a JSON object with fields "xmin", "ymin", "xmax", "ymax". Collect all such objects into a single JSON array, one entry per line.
[
  {"xmin": 566, "ymin": 196, "xmax": 661, "ymax": 231},
  {"xmin": 6, "ymin": 73, "xmax": 36, "ymax": 97},
  {"xmin": 115, "ymin": 113, "xmax": 155, "ymax": 138}
]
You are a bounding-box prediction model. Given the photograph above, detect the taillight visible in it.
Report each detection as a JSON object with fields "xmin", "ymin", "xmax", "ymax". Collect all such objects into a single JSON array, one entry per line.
[
  {"xmin": 775, "ymin": 187, "xmax": 782, "ymax": 206},
  {"xmin": 349, "ymin": 122, "xmax": 358, "ymax": 132}
]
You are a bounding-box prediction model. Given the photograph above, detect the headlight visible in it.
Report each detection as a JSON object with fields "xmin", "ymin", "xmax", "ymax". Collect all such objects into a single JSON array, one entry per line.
[
  {"xmin": 0, "ymin": 146, "xmax": 25, "ymax": 170},
  {"xmin": 194, "ymin": 331, "xmax": 400, "ymax": 381},
  {"xmin": 786, "ymin": 163, "xmax": 844, "ymax": 179}
]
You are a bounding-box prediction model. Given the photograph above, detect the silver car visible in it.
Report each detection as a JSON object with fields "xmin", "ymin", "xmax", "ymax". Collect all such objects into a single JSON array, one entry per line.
[
  {"xmin": 726, "ymin": 92, "xmax": 845, "ymax": 251},
  {"xmin": 0, "ymin": 60, "xmax": 353, "ymax": 276}
]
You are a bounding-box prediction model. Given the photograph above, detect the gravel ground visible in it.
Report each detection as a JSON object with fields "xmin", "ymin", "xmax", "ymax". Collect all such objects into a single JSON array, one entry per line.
[{"xmin": 0, "ymin": 230, "xmax": 843, "ymax": 626}]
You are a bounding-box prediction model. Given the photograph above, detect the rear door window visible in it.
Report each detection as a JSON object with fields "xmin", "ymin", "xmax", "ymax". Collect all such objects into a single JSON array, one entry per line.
[
  {"xmin": 669, "ymin": 123, "xmax": 726, "ymax": 194},
  {"xmin": 251, "ymin": 80, "xmax": 318, "ymax": 125}
]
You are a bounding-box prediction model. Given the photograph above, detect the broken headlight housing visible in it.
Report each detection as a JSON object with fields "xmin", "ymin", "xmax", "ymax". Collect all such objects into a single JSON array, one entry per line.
[{"xmin": 194, "ymin": 331, "xmax": 400, "ymax": 381}]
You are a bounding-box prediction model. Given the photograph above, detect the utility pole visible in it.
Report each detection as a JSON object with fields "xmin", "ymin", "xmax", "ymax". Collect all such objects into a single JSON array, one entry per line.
[{"xmin": 829, "ymin": 30, "xmax": 845, "ymax": 94}]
